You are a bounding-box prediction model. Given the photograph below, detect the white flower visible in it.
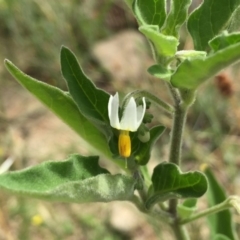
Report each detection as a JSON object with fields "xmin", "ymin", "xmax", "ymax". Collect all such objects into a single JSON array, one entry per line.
[
  {"xmin": 108, "ymin": 93, "xmax": 146, "ymax": 131},
  {"xmin": 108, "ymin": 92, "xmax": 146, "ymax": 157}
]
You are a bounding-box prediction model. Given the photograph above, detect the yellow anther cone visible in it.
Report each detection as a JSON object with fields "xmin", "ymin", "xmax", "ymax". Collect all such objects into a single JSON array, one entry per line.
[{"xmin": 118, "ymin": 130, "xmax": 131, "ymax": 158}]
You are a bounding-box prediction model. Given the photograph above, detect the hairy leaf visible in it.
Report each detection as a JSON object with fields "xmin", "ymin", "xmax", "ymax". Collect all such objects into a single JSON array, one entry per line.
[
  {"xmin": 139, "ymin": 25, "xmax": 179, "ymax": 57},
  {"xmin": 171, "ymin": 41, "xmax": 240, "ymax": 89},
  {"xmin": 0, "ymin": 154, "xmax": 137, "ymax": 203}
]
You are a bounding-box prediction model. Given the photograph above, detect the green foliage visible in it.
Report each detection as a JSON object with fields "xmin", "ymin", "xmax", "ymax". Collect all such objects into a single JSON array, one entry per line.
[
  {"xmin": 213, "ymin": 235, "xmax": 232, "ymax": 240},
  {"xmin": 145, "ymin": 162, "xmax": 208, "ymax": 209},
  {"xmin": 177, "ymin": 198, "xmax": 197, "ymax": 219},
  {"xmin": 3, "ymin": 0, "xmax": 240, "ymax": 238},
  {"xmin": 162, "ymin": 0, "xmax": 192, "ymax": 37},
  {"xmin": 0, "ymin": 154, "xmax": 137, "ymax": 203},
  {"xmin": 209, "ymin": 32, "xmax": 240, "ymax": 51},
  {"xmin": 139, "ymin": 25, "xmax": 179, "ymax": 57},
  {"xmin": 205, "ymin": 167, "xmax": 239, "ymax": 240},
  {"xmin": 133, "ymin": 0, "xmax": 166, "ymax": 27},
  {"xmin": 61, "ymin": 46, "xmax": 111, "ymax": 137},
  {"xmin": 187, "ymin": 0, "xmax": 240, "ymax": 50},
  {"xmin": 147, "ymin": 64, "xmax": 173, "ymax": 81},
  {"xmin": 171, "ymin": 41, "xmax": 240, "ymax": 89},
  {"xmin": 134, "ymin": 125, "xmax": 165, "ymax": 165},
  {"xmin": 4, "ymin": 59, "xmax": 111, "ymax": 157}
]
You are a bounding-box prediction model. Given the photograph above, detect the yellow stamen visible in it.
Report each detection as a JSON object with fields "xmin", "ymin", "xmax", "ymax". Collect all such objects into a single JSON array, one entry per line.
[{"xmin": 118, "ymin": 130, "xmax": 131, "ymax": 158}]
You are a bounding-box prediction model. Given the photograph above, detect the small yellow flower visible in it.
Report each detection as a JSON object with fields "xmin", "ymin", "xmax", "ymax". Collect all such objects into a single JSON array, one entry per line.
[
  {"xmin": 108, "ymin": 93, "xmax": 146, "ymax": 157},
  {"xmin": 31, "ymin": 214, "xmax": 43, "ymax": 226}
]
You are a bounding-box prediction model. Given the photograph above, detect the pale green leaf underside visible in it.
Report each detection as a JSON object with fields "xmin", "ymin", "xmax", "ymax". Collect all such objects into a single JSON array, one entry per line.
[
  {"xmin": 0, "ymin": 154, "xmax": 137, "ymax": 203},
  {"xmin": 145, "ymin": 162, "xmax": 207, "ymax": 209},
  {"xmin": 4, "ymin": 60, "xmax": 111, "ymax": 157},
  {"xmin": 139, "ymin": 25, "xmax": 179, "ymax": 57},
  {"xmin": 187, "ymin": 0, "xmax": 240, "ymax": 50},
  {"xmin": 171, "ymin": 42, "xmax": 240, "ymax": 89}
]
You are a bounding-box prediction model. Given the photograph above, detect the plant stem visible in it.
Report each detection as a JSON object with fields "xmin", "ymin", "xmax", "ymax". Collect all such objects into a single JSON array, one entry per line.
[
  {"xmin": 122, "ymin": 90, "xmax": 174, "ymax": 114},
  {"xmin": 180, "ymin": 196, "xmax": 240, "ymax": 225},
  {"xmin": 167, "ymin": 85, "xmax": 189, "ymax": 240},
  {"xmin": 168, "ymin": 96, "xmax": 187, "ymax": 215},
  {"xmin": 171, "ymin": 222, "xmax": 190, "ymax": 240}
]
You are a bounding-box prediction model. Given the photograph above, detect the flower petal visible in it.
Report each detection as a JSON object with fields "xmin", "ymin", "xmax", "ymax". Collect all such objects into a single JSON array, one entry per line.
[
  {"xmin": 136, "ymin": 97, "xmax": 146, "ymax": 127},
  {"xmin": 108, "ymin": 93, "xmax": 120, "ymax": 129},
  {"xmin": 120, "ymin": 97, "xmax": 138, "ymax": 131}
]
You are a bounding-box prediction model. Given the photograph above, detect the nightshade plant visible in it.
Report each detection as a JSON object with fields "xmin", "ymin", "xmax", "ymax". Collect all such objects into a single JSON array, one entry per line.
[{"xmin": 2, "ymin": 0, "xmax": 240, "ymax": 239}]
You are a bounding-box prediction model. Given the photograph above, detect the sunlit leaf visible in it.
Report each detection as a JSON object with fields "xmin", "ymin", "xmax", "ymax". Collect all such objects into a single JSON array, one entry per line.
[
  {"xmin": 139, "ymin": 25, "xmax": 179, "ymax": 57},
  {"xmin": 0, "ymin": 154, "xmax": 137, "ymax": 203},
  {"xmin": 4, "ymin": 60, "xmax": 111, "ymax": 157},
  {"xmin": 171, "ymin": 42, "xmax": 240, "ymax": 89}
]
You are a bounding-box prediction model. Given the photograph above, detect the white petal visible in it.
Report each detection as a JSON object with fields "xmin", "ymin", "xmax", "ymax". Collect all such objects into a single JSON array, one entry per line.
[
  {"xmin": 136, "ymin": 97, "xmax": 146, "ymax": 127},
  {"xmin": 108, "ymin": 93, "xmax": 120, "ymax": 129},
  {"xmin": 120, "ymin": 97, "xmax": 138, "ymax": 131}
]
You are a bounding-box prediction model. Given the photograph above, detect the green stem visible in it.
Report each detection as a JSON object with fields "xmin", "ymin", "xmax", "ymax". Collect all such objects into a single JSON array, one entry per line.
[
  {"xmin": 122, "ymin": 90, "xmax": 174, "ymax": 114},
  {"xmin": 180, "ymin": 196, "xmax": 240, "ymax": 225},
  {"xmin": 171, "ymin": 222, "xmax": 190, "ymax": 240},
  {"xmin": 168, "ymin": 100, "xmax": 187, "ymax": 215},
  {"xmin": 167, "ymin": 85, "xmax": 189, "ymax": 240}
]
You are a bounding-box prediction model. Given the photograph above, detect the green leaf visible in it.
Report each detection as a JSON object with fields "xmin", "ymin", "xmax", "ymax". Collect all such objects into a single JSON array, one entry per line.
[
  {"xmin": 134, "ymin": 125, "xmax": 165, "ymax": 165},
  {"xmin": 162, "ymin": 0, "xmax": 192, "ymax": 37},
  {"xmin": 4, "ymin": 60, "xmax": 111, "ymax": 157},
  {"xmin": 61, "ymin": 46, "xmax": 111, "ymax": 133},
  {"xmin": 0, "ymin": 154, "xmax": 137, "ymax": 203},
  {"xmin": 139, "ymin": 25, "xmax": 179, "ymax": 57},
  {"xmin": 187, "ymin": 0, "xmax": 240, "ymax": 50},
  {"xmin": 170, "ymin": 41, "xmax": 240, "ymax": 89},
  {"xmin": 177, "ymin": 198, "xmax": 197, "ymax": 218},
  {"xmin": 209, "ymin": 31, "xmax": 240, "ymax": 51},
  {"xmin": 147, "ymin": 64, "xmax": 173, "ymax": 80},
  {"xmin": 228, "ymin": 5, "xmax": 240, "ymax": 32},
  {"xmin": 145, "ymin": 162, "xmax": 207, "ymax": 209},
  {"xmin": 133, "ymin": 0, "xmax": 166, "ymax": 28},
  {"xmin": 214, "ymin": 235, "xmax": 232, "ymax": 240},
  {"xmin": 205, "ymin": 167, "xmax": 239, "ymax": 240}
]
